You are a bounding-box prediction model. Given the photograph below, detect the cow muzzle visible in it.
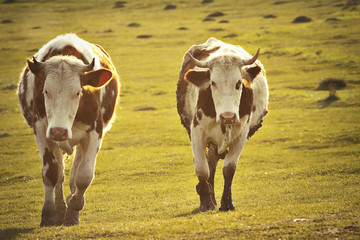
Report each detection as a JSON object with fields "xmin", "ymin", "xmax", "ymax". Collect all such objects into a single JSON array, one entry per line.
[
  {"xmin": 49, "ymin": 127, "xmax": 69, "ymax": 141},
  {"xmin": 220, "ymin": 112, "xmax": 236, "ymax": 125}
]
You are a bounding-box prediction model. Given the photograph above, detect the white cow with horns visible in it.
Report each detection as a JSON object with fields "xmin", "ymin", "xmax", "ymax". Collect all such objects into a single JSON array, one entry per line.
[
  {"xmin": 18, "ymin": 34, "xmax": 120, "ymax": 226},
  {"xmin": 176, "ymin": 38, "xmax": 268, "ymax": 211}
]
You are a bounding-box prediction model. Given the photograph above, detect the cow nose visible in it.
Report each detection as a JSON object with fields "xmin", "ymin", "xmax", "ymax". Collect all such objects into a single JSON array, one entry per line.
[
  {"xmin": 220, "ymin": 112, "xmax": 236, "ymax": 124},
  {"xmin": 49, "ymin": 127, "xmax": 68, "ymax": 141}
]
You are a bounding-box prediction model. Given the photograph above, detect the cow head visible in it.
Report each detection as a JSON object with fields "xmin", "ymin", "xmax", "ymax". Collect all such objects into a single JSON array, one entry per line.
[
  {"xmin": 185, "ymin": 48, "xmax": 260, "ymax": 125},
  {"xmin": 27, "ymin": 56, "xmax": 112, "ymax": 141}
]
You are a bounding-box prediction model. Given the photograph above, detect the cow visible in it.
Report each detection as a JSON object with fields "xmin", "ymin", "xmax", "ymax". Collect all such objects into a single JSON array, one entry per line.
[
  {"xmin": 17, "ymin": 34, "xmax": 120, "ymax": 226},
  {"xmin": 176, "ymin": 38, "xmax": 268, "ymax": 212}
]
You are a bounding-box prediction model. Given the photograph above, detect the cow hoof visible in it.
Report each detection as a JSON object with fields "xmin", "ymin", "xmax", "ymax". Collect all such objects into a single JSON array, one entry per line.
[
  {"xmin": 199, "ymin": 195, "xmax": 216, "ymax": 212},
  {"xmin": 64, "ymin": 208, "xmax": 80, "ymax": 226},
  {"xmin": 67, "ymin": 194, "xmax": 84, "ymax": 212},
  {"xmin": 219, "ymin": 203, "xmax": 235, "ymax": 212},
  {"xmin": 55, "ymin": 200, "xmax": 67, "ymax": 226},
  {"xmin": 40, "ymin": 201, "xmax": 56, "ymax": 227}
]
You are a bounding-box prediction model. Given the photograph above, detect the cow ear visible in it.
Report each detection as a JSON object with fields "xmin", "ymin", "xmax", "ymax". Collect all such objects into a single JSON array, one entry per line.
[
  {"xmin": 184, "ymin": 69, "xmax": 210, "ymax": 87},
  {"xmin": 27, "ymin": 57, "xmax": 44, "ymax": 74},
  {"xmin": 81, "ymin": 69, "xmax": 112, "ymax": 88},
  {"xmin": 243, "ymin": 65, "xmax": 261, "ymax": 84}
]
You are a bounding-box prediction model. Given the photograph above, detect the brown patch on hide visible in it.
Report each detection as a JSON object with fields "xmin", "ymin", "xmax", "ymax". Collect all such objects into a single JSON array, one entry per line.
[
  {"xmin": 33, "ymin": 70, "xmax": 47, "ymax": 123},
  {"xmin": 95, "ymin": 117, "xmax": 103, "ymax": 139},
  {"xmin": 41, "ymin": 45, "xmax": 89, "ymax": 64},
  {"xmin": 176, "ymin": 79, "xmax": 191, "ymax": 137},
  {"xmin": 43, "ymin": 148, "xmax": 58, "ymax": 187},
  {"xmin": 18, "ymin": 68, "xmax": 33, "ymax": 127},
  {"xmin": 197, "ymin": 109, "xmax": 203, "ymax": 121},
  {"xmin": 239, "ymin": 85, "xmax": 253, "ymax": 119},
  {"xmin": 198, "ymin": 86, "xmax": 216, "ymax": 118},
  {"xmin": 75, "ymin": 88, "xmax": 100, "ymax": 129},
  {"xmin": 193, "ymin": 109, "xmax": 204, "ymax": 128},
  {"xmin": 193, "ymin": 113, "xmax": 199, "ymax": 128},
  {"xmin": 102, "ymin": 79, "xmax": 119, "ymax": 125},
  {"xmin": 192, "ymin": 46, "xmax": 220, "ymax": 61}
]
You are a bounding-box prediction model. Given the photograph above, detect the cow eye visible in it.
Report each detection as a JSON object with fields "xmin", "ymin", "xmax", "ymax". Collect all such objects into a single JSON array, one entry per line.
[
  {"xmin": 73, "ymin": 91, "xmax": 81, "ymax": 99},
  {"xmin": 44, "ymin": 90, "xmax": 51, "ymax": 98},
  {"xmin": 235, "ymin": 80, "xmax": 242, "ymax": 90},
  {"xmin": 210, "ymin": 81, "xmax": 216, "ymax": 87}
]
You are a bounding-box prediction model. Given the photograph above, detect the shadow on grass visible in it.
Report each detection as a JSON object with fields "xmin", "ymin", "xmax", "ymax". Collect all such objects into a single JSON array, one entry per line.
[
  {"xmin": 0, "ymin": 228, "xmax": 35, "ymax": 240},
  {"xmin": 318, "ymin": 95, "xmax": 340, "ymax": 109},
  {"xmin": 174, "ymin": 207, "xmax": 216, "ymax": 218}
]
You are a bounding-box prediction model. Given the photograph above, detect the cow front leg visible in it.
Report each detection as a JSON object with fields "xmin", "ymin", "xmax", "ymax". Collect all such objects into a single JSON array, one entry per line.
[
  {"xmin": 54, "ymin": 150, "xmax": 66, "ymax": 225},
  {"xmin": 40, "ymin": 147, "xmax": 66, "ymax": 226},
  {"xmin": 219, "ymin": 134, "xmax": 246, "ymax": 212},
  {"xmin": 191, "ymin": 128, "xmax": 215, "ymax": 212},
  {"xmin": 64, "ymin": 148, "xmax": 81, "ymax": 226},
  {"xmin": 67, "ymin": 131, "xmax": 102, "ymax": 213},
  {"xmin": 219, "ymin": 164, "xmax": 236, "ymax": 211},
  {"xmin": 207, "ymin": 143, "xmax": 220, "ymax": 206},
  {"xmin": 35, "ymin": 125, "xmax": 58, "ymax": 227}
]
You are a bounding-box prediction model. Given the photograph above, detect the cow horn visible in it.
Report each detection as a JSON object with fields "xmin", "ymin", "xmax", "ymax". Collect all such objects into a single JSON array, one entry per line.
[
  {"xmin": 33, "ymin": 56, "xmax": 44, "ymax": 67},
  {"xmin": 187, "ymin": 52, "xmax": 208, "ymax": 68},
  {"xmin": 85, "ymin": 58, "xmax": 95, "ymax": 71},
  {"xmin": 244, "ymin": 48, "xmax": 260, "ymax": 65}
]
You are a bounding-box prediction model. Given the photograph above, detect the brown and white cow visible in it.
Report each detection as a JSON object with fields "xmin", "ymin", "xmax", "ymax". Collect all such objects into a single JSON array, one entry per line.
[
  {"xmin": 177, "ymin": 38, "xmax": 268, "ymax": 212},
  {"xmin": 18, "ymin": 34, "xmax": 120, "ymax": 226}
]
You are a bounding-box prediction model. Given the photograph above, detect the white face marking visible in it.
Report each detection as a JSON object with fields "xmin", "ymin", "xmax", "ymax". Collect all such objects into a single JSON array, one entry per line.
[
  {"xmin": 43, "ymin": 56, "xmax": 86, "ymax": 140},
  {"xmin": 209, "ymin": 64, "xmax": 243, "ymax": 123}
]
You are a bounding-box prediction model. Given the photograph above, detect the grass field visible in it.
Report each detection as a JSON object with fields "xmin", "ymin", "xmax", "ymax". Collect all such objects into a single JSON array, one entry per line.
[{"xmin": 0, "ymin": 0, "xmax": 360, "ymax": 239}]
